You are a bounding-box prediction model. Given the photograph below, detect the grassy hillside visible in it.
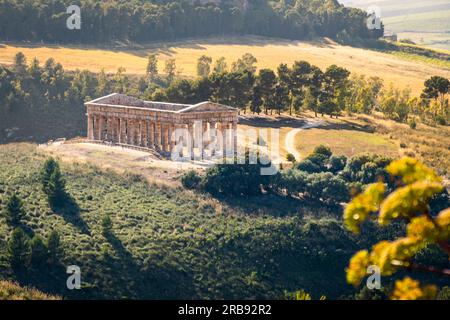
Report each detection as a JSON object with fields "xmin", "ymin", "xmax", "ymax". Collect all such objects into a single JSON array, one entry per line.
[
  {"xmin": 0, "ymin": 280, "xmax": 60, "ymax": 300},
  {"xmin": 0, "ymin": 143, "xmax": 389, "ymax": 299},
  {"xmin": 2, "ymin": 36, "xmax": 450, "ymax": 95},
  {"xmin": 340, "ymin": 0, "xmax": 450, "ymax": 51}
]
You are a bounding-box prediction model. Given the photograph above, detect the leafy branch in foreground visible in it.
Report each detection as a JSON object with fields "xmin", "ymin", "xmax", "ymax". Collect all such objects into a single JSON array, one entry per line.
[{"xmin": 344, "ymin": 157, "xmax": 449, "ymax": 300}]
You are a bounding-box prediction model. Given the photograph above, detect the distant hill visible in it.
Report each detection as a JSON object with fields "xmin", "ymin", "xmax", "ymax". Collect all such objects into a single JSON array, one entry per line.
[{"xmin": 339, "ymin": 0, "xmax": 450, "ymax": 50}]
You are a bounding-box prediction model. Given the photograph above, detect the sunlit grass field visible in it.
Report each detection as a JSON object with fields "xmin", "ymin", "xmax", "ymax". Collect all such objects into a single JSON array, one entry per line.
[{"xmin": 2, "ymin": 36, "xmax": 450, "ymax": 94}]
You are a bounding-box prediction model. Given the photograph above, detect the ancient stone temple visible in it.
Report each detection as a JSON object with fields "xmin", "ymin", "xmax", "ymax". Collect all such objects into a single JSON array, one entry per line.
[{"xmin": 85, "ymin": 93, "xmax": 239, "ymax": 159}]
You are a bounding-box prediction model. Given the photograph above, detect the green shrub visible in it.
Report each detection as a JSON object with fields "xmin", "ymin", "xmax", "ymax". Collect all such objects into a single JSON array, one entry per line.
[
  {"xmin": 408, "ymin": 119, "xmax": 417, "ymax": 129},
  {"xmin": 436, "ymin": 115, "xmax": 447, "ymax": 126},
  {"xmin": 181, "ymin": 170, "xmax": 202, "ymax": 189},
  {"xmin": 286, "ymin": 153, "xmax": 296, "ymax": 163}
]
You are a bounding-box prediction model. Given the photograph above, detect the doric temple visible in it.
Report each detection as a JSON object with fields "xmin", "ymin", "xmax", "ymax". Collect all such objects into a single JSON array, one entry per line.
[{"xmin": 85, "ymin": 93, "xmax": 239, "ymax": 158}]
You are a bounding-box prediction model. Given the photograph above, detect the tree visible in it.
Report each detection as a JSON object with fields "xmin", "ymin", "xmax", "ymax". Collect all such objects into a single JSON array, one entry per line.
[
  {"xmin": 30, "ymin": 236, "xmax": 48, "ymax": 267},
  {"xmin": 8, "ymin": 228, "xmax": 30, "ymax": 270},
  {"xmin": 101, "ymin": 214, "xmax": 113, "ymax": 237},
  {"xmin": 196, "ymin": 55, "xmax": 212, "ymax": 78},
  {"xmin": 344, "ymin": 157, "xmax": 450, "ymax": 300},
  {"xmin": 421, "ymin": 76, "xmax": 450, "ymax": 118},
  {"xmin": 46, "ymin": 163, "xmax": 67, "ymax": 208},
  {"xmin": 47, "ymin": 231, "xmax": 62, "ymax": 264},
  {"xmin": 232, "ymin": 53, "xmax": 257, "ymax": 74},
  {"xmin": 41, "ymin": 158, "xmax": 58, "ymax": 194},
  {"xmin": 4, "ymin": 194, "xmax": 25, "ymax": 227},
  {"xmin": 146, "ymin": 54, "xmax": 158, "ymax": 82},
  {"xmin": 13, "ymin": 52, "xmax": 26, "ymax": 74},
  {"xmin": 164, "ymin": 59, "xmax": 177, "ymax": 84},
  {"xmin": 213, "ymin": 57, "xmax": 228, "ymax": 74},
  {"xmin": 302, "ymin": 87, "xmax": 317, "ymax": 116},
  {"xmin": 257, "ymin": 69, "xmax": 276, "ymax": 114}
]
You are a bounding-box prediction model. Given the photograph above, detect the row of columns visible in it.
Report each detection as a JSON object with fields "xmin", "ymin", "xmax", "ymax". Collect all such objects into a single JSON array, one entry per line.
[{"xmin": 87, "ymin": 114, "xmax": 238, "ymax": 159}]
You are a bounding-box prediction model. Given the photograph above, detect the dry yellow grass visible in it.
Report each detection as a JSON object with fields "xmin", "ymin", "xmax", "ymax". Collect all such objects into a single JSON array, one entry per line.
[
  {"xmin": 0, "ymin": 280, "xmax": 60, "ymax": 300},
  {"xmin": 1, "ymin": 36, "xmax": 450, "ymax": 95}
]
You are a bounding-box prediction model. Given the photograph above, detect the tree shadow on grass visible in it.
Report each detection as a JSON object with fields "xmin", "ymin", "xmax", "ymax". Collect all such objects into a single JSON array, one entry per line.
[
  {"xmin": 52, "ymin": 194, "xmax": 90, "ymax": 235},
  {"xmin": 212, "ymin": 193, "xmax": 308, "ymax": 217}
]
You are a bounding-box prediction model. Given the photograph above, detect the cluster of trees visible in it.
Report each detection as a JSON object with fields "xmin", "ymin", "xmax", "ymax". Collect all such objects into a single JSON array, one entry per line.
[
  {"xmin": 1, "ymin": 51, "xmax": 448, "ymax": 144},
  {"xmin": 152, "ymin": 54, "xmax": 449, "ymax": 124},
  {"xmin": 0, "ymin": 0, "xmax": 382, "ymax": 43},
  {"xmin": 182, "ymin": 145, "xmax": 396, "ymax": 207},
  {"xmin": 1, "ymin": 158, "xmax": 70, "ymax": 281},
  {"xmin": 3, "ymin": 193, "xmax": 63, "ymax": 272}
]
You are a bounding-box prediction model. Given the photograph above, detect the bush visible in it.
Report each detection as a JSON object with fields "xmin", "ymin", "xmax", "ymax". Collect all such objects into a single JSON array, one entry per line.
[
  {"xmin": 286, "ymin": 153, "xmax": 296, "ymax": 163},
  {"xmin": 408, "ymin": 119, "xmax": 417, "ymax": 129},
  {"xmin": 181, "ymin": 170, "xmax": 202, "ymax": 190},
  {"xmin": 312, "ymin": 145, "xmax": 333, "ymax": 158},
  {"xmin": 296, "ymin": 159, "xmax": 323, "ymax": 173},
  {"xmin": 202, "ymin": 158, "xmax": 274, "ymax": 197},
  {"xmin": 436, "ymin": 115, "xmax": 447, "ymax": 126},
  {"xmin": 329, "ymin": 155, "xmax": 347, "ymax": 174}
]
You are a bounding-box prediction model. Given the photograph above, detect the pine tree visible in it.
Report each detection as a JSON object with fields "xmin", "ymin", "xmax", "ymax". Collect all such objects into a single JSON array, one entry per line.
[
  {"xmin": 4, "ymin": 194, "xmax": 25, "ymax": 227},
  {"xmin": 30, "ymin": 236, "xmax": 48, "ymax": 267},
  {"xmin": 8, "ymin": 228, "xmax": 30, "ymax": 270},
  {"xmin": 41, "ymin": 158, "xmax": 57, "ymax": 194},
  {"xmin": 101, "ymin": 214, "xmax": 113, "ymax": 237},
  {"xmin": 47, "ymin": 231, "xmax": 62, "ymax": 264},
  {"xmin": 47, "ymin": 164, "xmax": 66, "ymax": 208}
]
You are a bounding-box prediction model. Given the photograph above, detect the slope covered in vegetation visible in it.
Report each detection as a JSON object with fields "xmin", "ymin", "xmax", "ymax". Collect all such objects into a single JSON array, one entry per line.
[
  {"xmin": 0, "ymin": 143, "xmax": 404, "ymax": 299},
  {"xmin": 0, "ymin": 280, "xmax": 60, "ymax": 300},
  {"xmin": 0, "ymin": 0, "xmax": 381, "ymax": 43}
]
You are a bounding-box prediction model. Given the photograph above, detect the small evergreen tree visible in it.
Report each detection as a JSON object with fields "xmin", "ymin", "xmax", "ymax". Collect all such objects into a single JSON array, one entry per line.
[
  {"xmin": 47, "ymin": 164, "xmax": 66, "ymax": 208},
  {"xmin": 101, "ymin": 214, "xmax": 113, "ymax": 237},
  {"xmin": 47, "ymin": 231, "xmax": 62, "ymax": 264},
  {"xmin": 4, "ymin": 194, "xmax": 25, "ymax": 227},
  {"xmin": 30, "ymin": 236, "xmax": 48, "ymax": 267},
  {"xmin": 8, "ymin": 228, "xmax": 30, "ymax": 270},
  {"xmin": 41, "ymin": 158, "xmax": 57, "ymax": 194}
]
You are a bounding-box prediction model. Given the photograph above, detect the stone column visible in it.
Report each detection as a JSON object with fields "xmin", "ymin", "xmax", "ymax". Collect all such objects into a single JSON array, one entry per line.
[
  {"xmin": 188, "ymin": 122, "xmax": 195, "ymax": 160},
  {"xmin": 87, "ymin": 114, "xmax": 94, "ymax": 140},
  {"xmin": 98, "ymin": 116, "xmax": 106, "ymax": 141},
  {"xmin": 221, "ymin": 122, "xmax": 228, "ymax": 157},
  {"xmin": 93, "ymin": 115, "xmax": 99, "ymax": 140},
  {"xmin": 162, "ymin": 124, "xmax": 169, "ymax": 153},
  {"xmin": 232, "ymin": 121, "xmax": 238, "ymax": 156},
  {"xmin": 114, "ymin": 118, "xmax": 120, "ymax": 143},
  {"xmin": 119, "ymin": 118, "xmax": 126, "ymax": 144},
  {"xmin": 169, "ymin": 123, "xmax": 175, "ymax": 153},
  {"xmin": 140, "ymin": 120, "xmax": 146, "ymax": 147},
  {"xmin": 202, "ymin": 121, "xmax": 208, "ymax": 159},
  {"xmin": 127, "ymin": 120, "xmax": 135, "ymax": 145},
  {"xmin": 107, "ymin": 117, "xmax": 113, "ymax": 142},
  {"xmin": 155, "ymin": 122, "xmax": 162, "ymax": 151},
  {"xmin": 148, "ymin": 121, "xmax": 155, "ymax": 149},
  {"xmin": 209, "ymin": 121, "xmax": 216, "ymax": 156}
]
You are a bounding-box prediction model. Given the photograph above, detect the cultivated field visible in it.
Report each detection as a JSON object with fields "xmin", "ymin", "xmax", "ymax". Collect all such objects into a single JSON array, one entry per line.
[{"xmin": 2, "ymin": 36, "xmax": 450, "ymax": 95}]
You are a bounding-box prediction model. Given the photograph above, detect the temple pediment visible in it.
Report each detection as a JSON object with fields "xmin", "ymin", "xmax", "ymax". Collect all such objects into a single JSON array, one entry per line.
[{"xmin": 85, "ymin": 93, "xmax": 237, "ymax": 114}]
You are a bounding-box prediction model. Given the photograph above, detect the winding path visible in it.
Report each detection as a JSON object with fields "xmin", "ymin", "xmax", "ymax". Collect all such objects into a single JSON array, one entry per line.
[{"xmin": 285, "ymin": 119, "xmax": 325, "ymax": 161}]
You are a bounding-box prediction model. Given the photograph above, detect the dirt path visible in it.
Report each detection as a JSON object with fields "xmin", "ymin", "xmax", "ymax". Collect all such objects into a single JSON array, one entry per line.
[{"xmin": 285, "ymin": 119, "xmax": 325, "ymax": 161}]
